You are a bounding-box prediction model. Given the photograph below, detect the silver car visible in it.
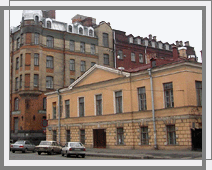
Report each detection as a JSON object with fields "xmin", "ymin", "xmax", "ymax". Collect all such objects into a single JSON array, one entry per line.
[
  {"xmin": 35, "ymin": 141, "xmax": 62, "ymax": 155},
  {"xmin": 10, "ymin": 140, "xmax": 35, "ymax": 153},
  {"xmin": 61, "ymin": 142, "xmax": 86, "ymax": 158}
]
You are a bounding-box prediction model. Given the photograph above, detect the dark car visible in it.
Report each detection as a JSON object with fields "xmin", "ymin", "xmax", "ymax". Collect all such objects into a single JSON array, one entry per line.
[
  {"xmin": 35, "ymin": 141, "xmax": 62, "ymax": 155},
  {"xmin": 10, "ymin": 140, "xmax": 35, "ymax": 153},
  {"xmin": 61, "ymin": 142, "xmax": 86, "ymax": 158}
]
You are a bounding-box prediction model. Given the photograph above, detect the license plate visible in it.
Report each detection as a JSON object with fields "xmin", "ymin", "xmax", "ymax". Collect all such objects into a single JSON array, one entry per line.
[{"xmin": 74, "ymin": 149, "xmax": 81, "ymax": 151}]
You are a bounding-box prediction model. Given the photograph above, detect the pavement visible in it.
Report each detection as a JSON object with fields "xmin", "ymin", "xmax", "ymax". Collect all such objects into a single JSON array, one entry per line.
[{"xmin": 85, "ymin": 148, "xmax": 202, "ymax": 159}]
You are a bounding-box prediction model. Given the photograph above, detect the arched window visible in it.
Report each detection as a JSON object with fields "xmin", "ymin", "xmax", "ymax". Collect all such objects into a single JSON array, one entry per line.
[
  {"xmin": 79, "ymin": 27, "xmax": 83, "ymax": 35},
  {"xmin": 89, "ymin": 29, "xmax": 93, "ymax": 36},
  {"xmin": 35, "ymin": 16, "xmax": 39, "ymax": 24},
  {"xmin": 47, "ymin": 21, "xmax": 51, "ymax": 28},
  {"xmin": 14, "ymin": 98, "xmax": 19, "ymax": 111},
  {"xmin": 69, "ymin": 25, "xmax": 72, "ymax": 32}
]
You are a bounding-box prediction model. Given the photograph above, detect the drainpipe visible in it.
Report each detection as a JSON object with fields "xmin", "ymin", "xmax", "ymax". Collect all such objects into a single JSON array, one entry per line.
[
  {"xmin": 147, "ymin": 68, "xmax": 158, "ymax": 149},
  {"xmin": 57, "ymin": 89, "xmax": 61, "ymax": 145},
  {"xmin": 113, "ymin": 31, "xmax": 117, "ymax": 68},
  {"xmin": 145, "ymin": 46, "xmax": 147, "ymax": 64}
]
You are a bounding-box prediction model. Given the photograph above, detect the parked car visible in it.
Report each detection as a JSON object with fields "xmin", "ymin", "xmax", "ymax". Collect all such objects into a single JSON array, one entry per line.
[
  {"xmin": 35, "ymin": 141, "xmax": 62, "ymax": 155},
  {"xmin": 61, "ymin": 142, "xmax": 86, "ymax": 158},
  {"xmin": 10, "ymin": 140, "xmax": 35, "ymax": 153}
]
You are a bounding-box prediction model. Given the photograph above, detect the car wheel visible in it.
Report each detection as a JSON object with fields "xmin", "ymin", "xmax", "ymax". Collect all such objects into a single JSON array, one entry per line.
[
  {"xmin": 38, "ymin": 152, "xmax": 41, "ymax": 155},
  {"xmin": 12, "ymin": 150, "xmax": 15, "ymax": 153},
  {"xmin": 22, "ymin": 148, "xmax": 27, "ymax": 153},
  {"xmin": 50, "ymin": 150, "xmax": 54, "ymax": 155},
  {"xmin": 81, "ymin": 154, "xmax": 85, "ymax": 158}
]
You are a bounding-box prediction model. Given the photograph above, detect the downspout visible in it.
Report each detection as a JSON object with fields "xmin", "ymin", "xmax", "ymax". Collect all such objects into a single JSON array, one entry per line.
[
  {"xmin": 63, "ymin": 32, "xmax": 66, "ymax": 87},
  {"xmin": 113, "ymin": 31, "xmax": 117, "ymax": 68},
  {"xmin": 147, "ymin": 68, "xmax": 158, "ymax": 149},
  {"xmin": 145, "ymin": 46, "xmax": 147, "ymax": 64},
  {"xmin": 57, "ymin": 89, "xmax": 62, "ymax": 145}
]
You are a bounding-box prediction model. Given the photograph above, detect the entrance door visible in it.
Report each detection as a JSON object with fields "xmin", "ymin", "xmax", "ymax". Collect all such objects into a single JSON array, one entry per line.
[
  {"xmin": 93, "ymin": 129, "xmax": 106, "ymax": 148},
  {"xmin": 191, "ymin": 128, "xmax": 202, "ymax": 150},
  {"xmin": 14, "ymin": 117, "xmax": 19, "ymax": 133}
]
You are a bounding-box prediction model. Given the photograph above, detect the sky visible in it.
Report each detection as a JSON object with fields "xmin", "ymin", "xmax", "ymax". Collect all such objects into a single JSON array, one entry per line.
[{"xmin": 10, "ymin": 10, "xmax": 202, "ymax": 62}]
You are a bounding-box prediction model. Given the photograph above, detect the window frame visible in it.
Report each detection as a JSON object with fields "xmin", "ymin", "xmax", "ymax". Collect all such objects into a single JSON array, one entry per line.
[
  {"xmin": 34, "ymin": 53, "xmax": 39, "ymax": 66},
  {"xmin": 66, "ymin": 130, "xmax": 70, "ymax": 142},
  {"xmin": 80, "ymin": 61, "xmax": 86, "ymax": 72},
  {"xmin": 115, "ymin": 90, "xmax": 123, "ymax": 113},
  {"xmin": 167, "ymin": 125, "xmax": 176, "ymax": 145},
  {"xmin": 195, "ymin": 81, "xmax": 202, "ymax": 106},
  {"xmin": 131, "ymin": 53, "xmax": 135, "ymax": 62},
  {"xmin": 15, "ymin": 77, "xmax": 19, "ymax": 90},
  {"xmin": 65, "ymin": 100, "xmax": 70, "ymax": 118},
  {"xmin": 52, "ymin": 102, "xmax": 56, "ymax": 119},
  {"xmin": 46, "ymin": 56, "xmax": 53, "ymax": 68},
  {"xmin": 19, "ymin": 75, "xmax": 22, "ymax": 89},
  {"xmin": 117, "ymin": 127, "xmax": 124, "ymax": 145},
  {"xmin": 80, "ymin": 42, "xmax": 85, "ymax": 53},
  {"xmin": 90, "ymin": 44, "xmax": 95, "ymax": 54},
  {"xmin": 138, "ymin": 87, "xmax": 147, "ymax": 111},
  {"xmin": 103, "ymin": 33, "xmax": 109, "ymax": 47},
  {"xmin": 20, "ymin": 54, "xmax": 23, "ymax": 67},
  {"xmin": 53, "ymin": 130, "xmax": 57, "ymax": 141},
  {"xmin": 43, "ymin": 97, "xmax": 46, "ymax": 110},
  {"xmin": 14, "ymin": 98, "xmax": 19, "ymax": 111},
  {"xmin": 17, "ymin": 37, "xmax": 20, "ymax": 49},
  {"xmin": 95, "ymin": 94, "xmax": 102, "ymax": 116},
  {"xmin": 80, "ymin": 129, "xmax": 85, "ymax": 144},
  {"xmin": 69, "ymin": 40, "xmax": 75, "ymax": 51},
  {"xmin": 34, "ymin": 33, "xmax": 39, "ymax": 45},
  {"xmin": 46, "ymin": 36, "xmax": 54, "ymax": 48},
  {"xmin": 139, "ymin": 53, "xmax": 144, "ymax": 63},
  {"xmin": 34, "ymin": 74, "xmax": 39, "ymax": 87},
  {"xmin": 79, "ymin": 97, "xmax": 85, "ymax": 117},
  {"xmin": 140, "ymin": 126, "xmax": 149, "ymax": 145},
  {"xmin": 103, "ymin": 54, "xmax": 109, "ymax": 65},
  {"xmin": 46, "ymin": 76, "xmax": 53, "ymax": 89},
  {"xmin": 163, "ymin": 82, "xmax": 174, "ymax": 108},
  {"xmin": 118, "ymin": 50, "xmax": 123, "ymax": 59},
  {"xmin": 16, "ymin": 57, "xmax": 19, "ymax": 70},
  {"xmin": 69, "ymin": 59, "xmax": 75, "ymax": 71}
]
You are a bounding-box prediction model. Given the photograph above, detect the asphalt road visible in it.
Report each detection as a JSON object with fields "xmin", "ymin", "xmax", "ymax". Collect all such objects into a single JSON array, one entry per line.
[{"xmin": 9, "ymin": 151, "xmax": 125, "ymax": 160}]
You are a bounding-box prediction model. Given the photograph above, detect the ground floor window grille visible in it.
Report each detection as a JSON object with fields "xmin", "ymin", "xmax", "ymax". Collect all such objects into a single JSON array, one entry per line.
[
  {"xmin": 80, "ymin": 129, "xmax": 85, "ymax": 144},
  {"xmin": 141, "ymin": 126, "xmax": 149, "ymax": 145},
  {"xmin": 53, "ymin": 130, "xmax": 57, "ymax": 142},
  {"xmin": 117, "ymin": 128, "xmax": 124, "ymax": 145},
  {"xmin": 66, "ymin": 130, "xmax": 70, "ymax": 142}
]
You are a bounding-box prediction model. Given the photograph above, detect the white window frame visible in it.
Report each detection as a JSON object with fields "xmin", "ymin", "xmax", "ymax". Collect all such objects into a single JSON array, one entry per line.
[
  {"xmin": 114, "ymin": 90, "xmax": 123, "ymax": 114},
  {"xmin": 94, "ymin": 94, "xmax": 103, "ymax": 116},
  {"xmin": 78, "ymin": 96, "xmax": 85, "ymax": 117},
  {"xmin": 129, "ymin": 37, "xmax": 133, "ymax": 43}
]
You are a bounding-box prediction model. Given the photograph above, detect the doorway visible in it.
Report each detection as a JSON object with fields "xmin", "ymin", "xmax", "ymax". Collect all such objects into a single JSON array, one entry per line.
[
  {"xmin": 191, "ymin": 128, "xmax": 202, "ymax": 150},
  {"xmin": 93, "ymin": 129, "xmax": 106, "ymax": 148}
]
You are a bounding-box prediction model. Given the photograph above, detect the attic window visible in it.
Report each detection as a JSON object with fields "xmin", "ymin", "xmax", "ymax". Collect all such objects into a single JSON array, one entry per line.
[
  {"xmin": 89, "ymin": 29, "xmax": 93, "ymax": 36},
  {"xmin": 69, "ymin": 25, "xmax": 72, "ymax": 32},
  {"xmin": 158, "ymin": 43, "xmax": 162, "ymax": 49},
  {"xmin": 47, "ymin": 21, "xmax": 51, "ymax": 28},
  {"xmin": 144, "ymin": 40, "xmax": 148, "ymax": 46},
  {"xmin": 129, "ymin": 37, "xmax": 133, "ymax": 43},
  {"xmin": 152, "ymin": 42, "xmax": 156, "ymax": 48},
  {"xmin": 79, "ymin": 27, "xmax": 83, "ymax": 35},
  {"xmin": 137, "ymin": 38, "xmax": 141, "ymax": 45},
  {"xmin": 165, "ymin": 44, "xmax": 169, "ymax": 50}
]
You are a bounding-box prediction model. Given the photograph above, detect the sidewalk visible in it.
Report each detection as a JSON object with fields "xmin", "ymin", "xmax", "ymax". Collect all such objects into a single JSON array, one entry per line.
[{"xmin": 85, "ymin": 148, "xmax": 202, "ymax": 159}]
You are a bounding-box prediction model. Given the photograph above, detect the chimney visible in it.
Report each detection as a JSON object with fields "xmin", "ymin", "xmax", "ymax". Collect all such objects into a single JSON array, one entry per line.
[
  {"xmin": 172, "ymin": 45, "xmax": 179, "ymax": 60},
  {"xmin": 185, "ymin": 41, "xmax": 190, "ymax": 46},
  {"xmin": 179, "ymin": 41, "xmax": 183, "ymax": 46},
  {"xmin": 149, "ymin": 34, "xmax": 152, "ymax": 40},
  {"xmin": 153, "ymin": 36, "xmax": 157, "ymax": 41},
  {"xmin": 176, "ymin": 41, "xmax": 179, "ymax": 46}
]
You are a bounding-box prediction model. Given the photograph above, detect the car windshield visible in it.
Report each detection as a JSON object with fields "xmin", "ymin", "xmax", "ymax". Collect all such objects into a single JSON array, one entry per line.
[
  {"xmin": 15, "ymin": 141, "xmax": 25, "ymax": 144},
  {"xmin": 69, "ymin": 143, "xmax": 83, "ymax": 147},
  {"xmin": 40, "ymin": 141, "xmax": 51, "ymax": 145}
]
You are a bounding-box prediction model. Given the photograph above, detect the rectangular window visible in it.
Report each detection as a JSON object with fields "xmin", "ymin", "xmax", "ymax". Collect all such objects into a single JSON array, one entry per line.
[
  {"xmin": 52, "ymin": 102, "xmax": 56, "ymax": 119},
  {"xmin": 66, "ymin": 130, "xmax": 70, "ymax": 142},
  {"xmin": 43, "ymin": 97, "xmax": 46, "ymax": 110},
  {"xmin": 15, "ymin": 77, "xmax": 19, "ymax": 90},
  {"xmin": 167, "ymin": 125, "xmax": 176, "ymax": 145},
  {"xmin": 20, "ymin": 75, "xmax": 22, "ymax": 88},
  {"xmin": 103, "ymin": 54, "xmax": 109, "ymax": 65},
  {"xmin": 139, "ymin": 54, "xmax": 144, "ymax": 63},
  {"xmin": 79, "ymin": 97, "xmax": 84, "ymax": 117},
  {"xmin": 91, "ymin": 44, "xmax": 95, "ymax": 54},
  {"xmin": 46, "ymin": 56, "xmax": 53, "ymax": 68},
  {"xmin": 117, "ymin": 128, "xmax": 124, "ymax": 145},
  {"xmin": 118, "ymin": 50, "xmax": 123, "ymax": 59},
  {"xmin": 34, "ymin": 53, "xmax": 39, "ymax": 66},
  {"xmin": 96, "ymin": 94, "xmax": 102, "ymax": 116},
  {"xmin": 70, "ymin": 40, "xmax": 75, "ymax": 51},
  {"xmin": 53, "ymin": 130, "xmax": 57, "ymax": 141},
  {"xmin": 46, "ymin": 76, "xmax": 53, "ymax": 89},
  {"xmin": 140, "ymin": 127, "xmax": 149, "ymax": 145},
  {"xmin": 164, "ymin": 82, "xmax": 174, "ymax": 108},
  {"xmin": 34, "ymin": 74, "xmax": 39, "ymax": 87},
  {"xmin": 80, "ymin": 130, "xmax": 85, "ymax": 144},
  {"xmin": 129, "ymin": 37, "xmax": 133, "ymax": 43},
  {"xmin": 70, "ymin": 59, "xmax": 75, "ymax": 71},
  {"xmin": 196, "ymin": 81, "xmax": 202, "ymax": 106},
  {"xmin": 16, "ymin": 57, "xmax": 19, "ymax": 70},
  {"xmin": 34, "ymin": 33, "xmax": 39, "ymax": 45},
  {"xmin": 20, "ymin": 34, "xmax": 24, "ymax": 45},
  {"xmin": 70, "ymin": 78, "xmax": 75, "ymax": 84},
  {"xmin": 65, "ymin": 100, "xmax": 70, "ymax": 118},
  {"xmin": 103, "ymin": 33, "xmax": 109, "ymax": 47},
  {"xmin": 46, "ymin": 36, "xmax": 54, "ymax": 48},
  {"xmin": 138, "ymin": 87, "xmax": 147, "ymax": 111},
  {"xmin": 17, "ymin": 38, "xmax": 20, "ymax": 49},
  {"xmin": 20, "ymin": 54, "xmax": 23, "ymax": 67},
  {"xmin": 80, "ymin": 42, "xmax": 85, "ymax": 53},
  {"xmin": 91, "ymin": 62, "xmax": 96, "ymax": 67},
  {"xmin": 80, "ymin": 61, "xmax": 86, "ymax": 72},
  {"xmin": 115, "ymin": 91, "xmax": 122, "ymax": 113},
  {"xmin": 131, "ymin": 53, "xmax": 135, "ymax": 62}
]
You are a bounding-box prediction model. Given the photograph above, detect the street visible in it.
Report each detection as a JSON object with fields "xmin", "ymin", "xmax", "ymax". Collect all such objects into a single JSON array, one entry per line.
[{"xmin": 9, "ymin": 151, "xmax": 125, "ymax": 160}]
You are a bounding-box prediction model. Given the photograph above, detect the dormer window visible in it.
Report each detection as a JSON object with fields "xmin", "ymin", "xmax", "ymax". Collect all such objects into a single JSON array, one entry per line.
[
  {"xmin": 47, "ymin": 21, "xmax": 51, "ymax": 28},
  {"xmin": 79, "ymin": 27, "xmax": 83, "ymax": 35},
  {"xmin": 89, "ymin": 29, "xmax": 93, "ymax": 36},
  {"xmin": 35, "ymin": 16, "xmax": 39, "ymax": 24},
  {"xmin": 158, "ymin": 43, "xmax": 162, "ymax": 49},
  {"xmin": 152, "ymin": 42, "xmax": 156, "ymax": 48},
  {"xmin": 129, "ymin": 37, "xmax": 133, "ymax": 43},
  {"xmin": 165, "ymin": 44, "xmax": 169, "ymax": 50},
  {"xmin": 144, "ymin": 40, "xmax": 148, "ymax": 46},
  {"xmin": 137, "ymin": 38, "xmax": 141, "ymax": 45},
  {"xmin": 69, "ymin": 25, "xmax": 72, "ymax": 32}
]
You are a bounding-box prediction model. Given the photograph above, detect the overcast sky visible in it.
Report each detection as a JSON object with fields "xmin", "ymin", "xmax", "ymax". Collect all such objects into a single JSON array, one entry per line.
[{"xmin": 10, "ymin": 10, "xmax": 202, "ymax": 61}]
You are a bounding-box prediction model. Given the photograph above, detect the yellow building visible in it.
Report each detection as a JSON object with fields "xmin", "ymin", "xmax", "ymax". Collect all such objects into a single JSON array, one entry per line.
[{"xmin": 46, "ymin": 60, "xmax": 202, "ymax": 150}]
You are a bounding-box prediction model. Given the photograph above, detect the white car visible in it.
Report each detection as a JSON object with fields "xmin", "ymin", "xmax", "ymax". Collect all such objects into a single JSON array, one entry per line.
[
  {"xmin": 35, "ymin": 141, "xmax": 62, "ymax": 155},
  {"xmin": 11, "ymin": 140, "xmax": 35, "ymax": 153},
  {"xmin": 61, "ymin": 142, "xmax": 86, "ymax": 158}
]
